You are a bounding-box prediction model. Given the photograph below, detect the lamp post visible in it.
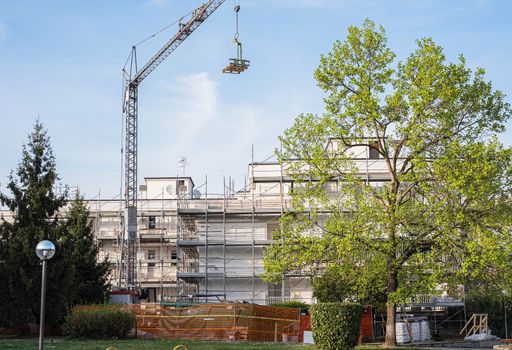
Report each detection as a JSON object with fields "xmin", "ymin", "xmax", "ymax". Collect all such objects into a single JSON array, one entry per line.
[
  {"xmin": 505, "ymin": 293, "xmax": 508, "ymax": 339},
  {"xmin": 502, "ymin": 289, "xmax": 509, "ymax": 340},
  {"xmin": 36, "ymin": 240, "xmax": 55, "ymax": 350}
]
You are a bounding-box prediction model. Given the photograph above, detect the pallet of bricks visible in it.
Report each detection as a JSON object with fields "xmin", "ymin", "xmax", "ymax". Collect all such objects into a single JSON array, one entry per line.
[{"xmin": 130, "ymin": 303, "xmax": 300, "ymax": 342}]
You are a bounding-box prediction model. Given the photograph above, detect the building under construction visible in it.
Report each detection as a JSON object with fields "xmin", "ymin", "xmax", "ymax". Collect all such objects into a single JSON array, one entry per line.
[
  {"xmin": 0, "ymin": 138, "xmax": 467, "ymax": 339},
  {"xmin": 86, "ymin": 140, "xmax": 397, "ymax": 304},
  {"xmin": 91, "ymin": 158, "xmax": 310, "ymax": 304}
]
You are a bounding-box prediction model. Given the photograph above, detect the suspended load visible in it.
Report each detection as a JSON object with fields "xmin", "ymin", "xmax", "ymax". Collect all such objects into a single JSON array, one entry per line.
[{"xmin": 223, "ymin": 4, "xmax": 250, "ymax": 74}]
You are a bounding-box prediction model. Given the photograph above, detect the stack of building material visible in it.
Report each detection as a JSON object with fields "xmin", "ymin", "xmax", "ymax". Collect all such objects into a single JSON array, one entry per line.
[
  {"xmin": 420, "ymin": 320, "xmax": 431, "ymax": 341},
  {"xmin": 411, "ymin": 322, "xmax": 421, "ymax": 342},
  {"xmin": 396, "ymin": 318, "xmax": 431, "ymax": 344},
  {"xmin": 396, "ymin": 322, "xmax": 411, "ymax": 344}
]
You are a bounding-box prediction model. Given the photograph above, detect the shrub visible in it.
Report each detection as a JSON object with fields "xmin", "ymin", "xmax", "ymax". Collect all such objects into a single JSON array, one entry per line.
[
  {"xmin": 62, "ymin": 305, "xmax": 136, "ymax": 339},
  {"xmin": 271, "ymin": 301, "xmax": 310, "ymax": 310},
  {"xmin": 311, "ymin": 302, "xmax": 362, "ymax": 350},
  {"xmin": 313, "ymin": 267, "xmax": 387, "ymax": 315}
]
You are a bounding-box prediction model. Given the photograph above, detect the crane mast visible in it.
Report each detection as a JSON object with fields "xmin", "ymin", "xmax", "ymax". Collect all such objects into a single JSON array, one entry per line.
[{"xmin": 122, "ymin": 0, "xmax": 226, "ymax": 292}]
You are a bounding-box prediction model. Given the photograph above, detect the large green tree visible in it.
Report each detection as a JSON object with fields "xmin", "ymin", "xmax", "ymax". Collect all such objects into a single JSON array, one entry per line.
[
  {"xmin": 263, "ymin": 20, "xmax": 512, "ymax": 347},
  {"xmin": 0, "ymin": 122, "xmax": 110, "ymax": 333}
]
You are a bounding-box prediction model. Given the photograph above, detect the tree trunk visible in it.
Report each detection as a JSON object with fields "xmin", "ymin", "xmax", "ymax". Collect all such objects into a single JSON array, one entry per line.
[{"xmin": 384, "ymin": 264, "xmax": 398, "ymax": 347}]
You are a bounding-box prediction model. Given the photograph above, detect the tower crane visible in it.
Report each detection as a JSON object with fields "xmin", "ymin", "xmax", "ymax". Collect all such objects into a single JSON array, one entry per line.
[{"xmin": 121, "ymin": 0, "xmax": 227, "ymax": 292}]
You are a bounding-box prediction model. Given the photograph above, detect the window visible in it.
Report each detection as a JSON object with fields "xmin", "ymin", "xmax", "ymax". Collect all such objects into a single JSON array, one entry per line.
[
  {"xmin": 268, "ymin": 278, "xmax": 291, "ymax": 298},
  {"xmin": 369, "ymin": 141, "xmax": 380, "ymax": 159},
  {"xmin": 268, "ymin": 282, "xmax": 282, "ymax": 297},
  {"xmin": 148, "ymin": 250, "xmax": 156, "ymax": 267},
  {"xmin": 170, "ymin": 250, "xmax": 177, "ymax": 266},
  {"xmin": 148, "ymin": 216, "xmax": 156, "ymax": 229},
  {"xmin": 177, "ymin": 179, "xmax": 187, "ymax": 196}
]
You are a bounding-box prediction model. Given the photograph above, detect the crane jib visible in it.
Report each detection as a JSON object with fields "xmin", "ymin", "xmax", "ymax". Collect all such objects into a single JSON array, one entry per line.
[
  {"xmin": 121, "ymin": 0, "xmax": 227, "ymax": 293},
  {"xmin": 131, "ymin": 0, "xmax": 226, "ymax": 86}
]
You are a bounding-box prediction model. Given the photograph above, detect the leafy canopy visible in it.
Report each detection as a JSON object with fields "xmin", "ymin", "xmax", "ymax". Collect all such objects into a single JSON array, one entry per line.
[{"xmin": 263, "ymin": 19, "xmax": 512, "ymax": 312}]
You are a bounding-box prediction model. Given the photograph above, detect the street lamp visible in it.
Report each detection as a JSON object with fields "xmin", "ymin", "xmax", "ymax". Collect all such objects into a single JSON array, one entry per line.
[
  {"xmin": 36, "ymin": 240, "xmax": 55, "ymax": 350},
  {"xmin": 505, "ymin": 299, "xmax": 508, "ymax": 339},
  {"xmin": 504, "ymin": 290, "xmax": 508, "ymax": 339}
]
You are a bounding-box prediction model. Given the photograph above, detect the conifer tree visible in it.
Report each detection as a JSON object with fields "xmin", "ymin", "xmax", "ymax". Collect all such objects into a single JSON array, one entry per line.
[
  {"xmin": 0, "ymin": 121, "xmax": 72, "ymax": 332},
  {"xmin": 0, "ymin": 121, "xmax": 110, "ymax": 332},
  {"xmin": 64, "ymin": 192, "xmax": 110, "ymax": 305}
]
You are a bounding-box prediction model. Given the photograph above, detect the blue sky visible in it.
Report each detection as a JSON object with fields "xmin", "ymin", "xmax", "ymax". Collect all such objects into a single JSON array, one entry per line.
[{"xmin": 0, "ymin": 0, "xmax": 511, "ymax": 198}]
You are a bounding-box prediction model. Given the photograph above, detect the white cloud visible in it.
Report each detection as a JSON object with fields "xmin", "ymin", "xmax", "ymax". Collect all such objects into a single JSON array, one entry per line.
[
  {"xmin": 135, "ymin": 71, "xmax": 323, "ymax": 192},
  {"xmin": 162, "ymin": 72, "xmax": 219, "ymax": 135},
  {"xmin": 139, "ymin": 72, "xmax": 265, "ymax": 192}
]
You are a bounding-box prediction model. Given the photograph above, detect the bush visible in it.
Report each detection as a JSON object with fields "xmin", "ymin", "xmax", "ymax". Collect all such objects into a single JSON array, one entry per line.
[
  {"xmin": 313, "ymin": 268, "xmax": 353, "ymax": 303},
  {"xmin": 313, "ymin": 266, "xmax": 387, "ymax": 315},
  {"xmin": 311, "ymin": 302, "xmax": 362, "ymax": 350},
  {"xmin": 271, "ymin": 301, "xmax": 310, "ymax": 310},
  {"xmin": 62, "ymin": 305, "xmax": 136, "ymax": 339}
]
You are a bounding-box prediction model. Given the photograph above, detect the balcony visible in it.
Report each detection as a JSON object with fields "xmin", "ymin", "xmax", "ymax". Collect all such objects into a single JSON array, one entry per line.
[
  {"xmin": 139, "ymin": 228, "xmax": 176, "ymax": 242},
  {"xmin": 138, "ymin": 263, "xmax": 177, "ymax": 282},
  {"xmin": 96, "ymin": 228, "xmax": 118, "ymax": 240}
]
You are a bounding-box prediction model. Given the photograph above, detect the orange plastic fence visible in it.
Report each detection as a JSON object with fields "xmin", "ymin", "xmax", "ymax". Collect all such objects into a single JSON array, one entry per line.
[{"xmin": 129, "ymin": 303, "xmax": 300, "ymax": 342}]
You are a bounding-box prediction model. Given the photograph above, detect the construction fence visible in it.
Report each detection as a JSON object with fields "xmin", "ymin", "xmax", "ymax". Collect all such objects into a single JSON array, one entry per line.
[{"xmin": 128, "ymin": 303, "xmax": 301, "ymax": 342}]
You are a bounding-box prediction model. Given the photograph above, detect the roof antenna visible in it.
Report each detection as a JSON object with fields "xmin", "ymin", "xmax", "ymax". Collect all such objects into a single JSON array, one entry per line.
[{"xmin": 178, "ymin": 156, "xmax": 190, "ymax": 177}]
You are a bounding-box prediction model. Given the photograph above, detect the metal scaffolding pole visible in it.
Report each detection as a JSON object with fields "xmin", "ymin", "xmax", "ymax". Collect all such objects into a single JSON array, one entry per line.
[
  {"xmin": 160, "ymin": 188, "xmax": 164, "ymax": 302},
  {"xmin": 251, "ymin": 145, "xmax": 255, "ymax": 302},
  {"xmin": 205, "ymin": 174, "xmax": 209, "ymax": 301},
  {"xmin": 223, "ymin": 176, "xmax": 227, "ymax": 301}
]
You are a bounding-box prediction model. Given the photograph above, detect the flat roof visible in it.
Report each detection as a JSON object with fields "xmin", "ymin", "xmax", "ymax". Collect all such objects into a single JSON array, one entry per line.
[{"xmin": 144, "ymin": 176, "xmax": 195, "ymax": 187}]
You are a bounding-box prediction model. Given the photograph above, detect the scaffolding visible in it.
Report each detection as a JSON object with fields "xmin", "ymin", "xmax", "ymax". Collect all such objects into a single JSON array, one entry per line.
[
  {"xmin": 91, "ymin": 188, "xmax": 179, "ymax": 302},
  {"xmin": 137, "ymin": 191, "xmax": 178, "ymax": 302},
  {"xmin": 176, "ymin": 171, "xmax": 284, "ymax": 304},
  {"xmin": 90, "ymin": 150, "xmax": 316, "ymax": 304}
]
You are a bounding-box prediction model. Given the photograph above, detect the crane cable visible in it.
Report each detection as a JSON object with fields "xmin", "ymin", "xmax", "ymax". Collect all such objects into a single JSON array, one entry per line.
[
  {"xmin": 233, "ymin": 2, "xmax": 240, "ymax": 43},
  {"xmin": 121, "ymin": 8, "xmax": 195, "ymax": 72},
  {"xmin": 133, "ymin": 10, "xmax": 192, "ymax": 47}
]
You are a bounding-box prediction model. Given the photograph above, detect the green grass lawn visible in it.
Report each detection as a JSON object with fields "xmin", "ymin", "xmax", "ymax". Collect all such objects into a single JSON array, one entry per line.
[{"xmin": 0, "ymin": 337, "xmax": 317, "ymax": 350}]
